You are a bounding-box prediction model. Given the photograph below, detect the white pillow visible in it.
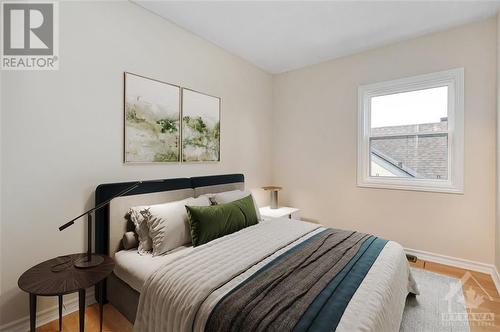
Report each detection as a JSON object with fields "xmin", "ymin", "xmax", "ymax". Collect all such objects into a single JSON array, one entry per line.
[
  {"xmin": 128, "ymin": 207, "xmax": 153, "ymax": 255},
  {"xmin": 209, "ymin": 190, "xmax": 262, "ymax": 221},
  {"xmin": 146, "ymin": 196, "xmax": 210, "ymax": 256}
]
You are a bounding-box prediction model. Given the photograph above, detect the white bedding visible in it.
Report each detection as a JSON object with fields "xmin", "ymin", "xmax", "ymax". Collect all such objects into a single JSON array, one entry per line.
[
  {"xmin": 113, "ymin": 217, "xmax": 302, "ymax": 292},
  {"xmin": 337, "ymin": 241, "xmax": 418, "ymax": 331},
  {"xmin": 131, "ymin": 219, "xmax": 417, "ymax": 332},
  {"xmin": 114, "ymin": 245, "xmax": 193, "ymax": 292}
]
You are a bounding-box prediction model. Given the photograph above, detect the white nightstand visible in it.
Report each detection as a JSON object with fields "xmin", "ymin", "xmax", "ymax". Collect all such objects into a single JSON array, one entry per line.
[{"xmin": 259, "ymin": 206, "xmax": 301, "ymax": 220}]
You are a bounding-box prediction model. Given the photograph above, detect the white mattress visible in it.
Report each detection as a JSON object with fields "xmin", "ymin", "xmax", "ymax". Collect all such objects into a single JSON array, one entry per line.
[{"xmin": 114, "ymin": 245, "xmax": 194, "ymax": 292}]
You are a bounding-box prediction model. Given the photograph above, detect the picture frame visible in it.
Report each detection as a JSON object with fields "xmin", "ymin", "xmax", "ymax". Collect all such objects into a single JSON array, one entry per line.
[
  {"xmin": 123, "ymin": 72, "xmax": 181, "ymax": 163},
  {"xmin": 181, "ymin": 88, "xmax": 221, "ymax": 163}
]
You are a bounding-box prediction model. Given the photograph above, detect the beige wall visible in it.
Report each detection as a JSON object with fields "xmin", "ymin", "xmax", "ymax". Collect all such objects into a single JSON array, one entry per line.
[
  {"xmin": 0, "ymin": 1, "xmax": 273, "ymax": 326},
  {"xmin": 273, "ymin": 18, "xmax": 497, "ymax": 264}
]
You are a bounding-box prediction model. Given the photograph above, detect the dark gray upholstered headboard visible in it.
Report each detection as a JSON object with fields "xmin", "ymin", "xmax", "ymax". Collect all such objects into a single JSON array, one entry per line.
[{"xmin": 94, "ymin": 173, "xmax": 245, "ymax": 257}]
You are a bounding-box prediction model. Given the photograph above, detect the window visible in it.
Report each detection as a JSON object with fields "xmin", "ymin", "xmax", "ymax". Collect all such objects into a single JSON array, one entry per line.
[{"xmin": 357, "ymin": 69, "xmax": 464, "ymax": 193}]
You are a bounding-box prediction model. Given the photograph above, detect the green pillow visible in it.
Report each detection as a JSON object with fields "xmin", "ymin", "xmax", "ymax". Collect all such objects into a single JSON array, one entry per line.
[{"xmin": 186, "ymin": 194, "xmax": 258, "ymax": 246}]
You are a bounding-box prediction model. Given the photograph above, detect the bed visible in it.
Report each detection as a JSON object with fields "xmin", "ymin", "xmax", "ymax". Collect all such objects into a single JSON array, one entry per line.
[{"xmin": 94, "ymin": 174, "xmax": 417, "ymax": 332}]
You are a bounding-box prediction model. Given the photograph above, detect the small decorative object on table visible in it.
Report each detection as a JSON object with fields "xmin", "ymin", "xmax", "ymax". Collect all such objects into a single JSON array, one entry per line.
[
  {"xmin": 18, "ymin": 253, "xmax": 114, "ymax": 332},
  {"xmin": 262, "ymin": 186, "xmax": 282, "ymax": 209},
  {"xmin": 259, "ymin": 206, "xmax": 301, "ymax": 220}
]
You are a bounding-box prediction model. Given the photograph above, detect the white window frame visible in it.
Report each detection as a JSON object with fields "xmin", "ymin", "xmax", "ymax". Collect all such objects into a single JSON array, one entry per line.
[{"xmin": 357, "ymin": 68, "xmax": 464, "ymax": 194}]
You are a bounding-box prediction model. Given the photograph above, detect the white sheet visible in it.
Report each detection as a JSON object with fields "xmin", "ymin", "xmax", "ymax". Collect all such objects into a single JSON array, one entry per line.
[
  {"xmin": 132, "ymin": 219, "xmax": 415, "ymax": 332},
  {"xmin": 114, "ymin": 245, "xmax": 193, "ymax": 292}
]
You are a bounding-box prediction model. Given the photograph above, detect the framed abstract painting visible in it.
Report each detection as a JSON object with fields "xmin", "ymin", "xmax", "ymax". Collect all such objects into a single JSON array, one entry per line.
[
  {"xmin": 181, "ymin": 88, "xmax": 221, "ymax": 162},
  {"xmin": 124, "ymin": 72, "xmax": 181, "ymax": 163}
]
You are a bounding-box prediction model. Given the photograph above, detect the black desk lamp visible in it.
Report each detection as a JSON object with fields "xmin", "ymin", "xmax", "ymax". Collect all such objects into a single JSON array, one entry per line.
[{"xmin": 58, "ymin": 180, "xmax": 151, "ymax": 268}]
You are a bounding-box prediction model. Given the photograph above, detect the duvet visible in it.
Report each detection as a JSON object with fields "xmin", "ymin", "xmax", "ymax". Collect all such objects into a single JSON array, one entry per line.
[{"xmin": 134, "ymin": 219, "xmax": 417, "ymax": 332}]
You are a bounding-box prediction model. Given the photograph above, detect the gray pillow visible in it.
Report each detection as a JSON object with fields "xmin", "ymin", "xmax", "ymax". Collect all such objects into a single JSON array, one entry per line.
[
  {"xmin": 210, "ymin": 190, "xmax": 262, "ymax": 221},
  {"xmin": 122, "ymin": 231, "xmax": 138, "ymax": 250}
]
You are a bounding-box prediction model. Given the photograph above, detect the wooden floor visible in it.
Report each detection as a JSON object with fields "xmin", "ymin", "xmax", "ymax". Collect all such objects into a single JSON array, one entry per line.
[
  {"xmin": 38, "ymin": 260, "xmax": 500, "ymax": 331},
  {"xmin": 38, "ymin": 304, "xmax": 132, "ymax": 332}
]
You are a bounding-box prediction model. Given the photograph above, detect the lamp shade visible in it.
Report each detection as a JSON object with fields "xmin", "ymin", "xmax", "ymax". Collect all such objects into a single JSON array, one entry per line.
[{"xmin": 262, "ymin": 186, "xmax": 282, "ymax": 209}]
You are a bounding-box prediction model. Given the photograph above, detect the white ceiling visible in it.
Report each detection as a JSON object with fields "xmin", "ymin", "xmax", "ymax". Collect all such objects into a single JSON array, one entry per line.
[{"xmin": 134, "ymin": 1, "xmax": 500, "ymax": 74}]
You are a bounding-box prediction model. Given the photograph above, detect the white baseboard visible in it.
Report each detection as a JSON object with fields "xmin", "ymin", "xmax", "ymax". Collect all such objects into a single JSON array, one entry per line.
[
  {"xmin": 405, "ymin": 247, "xmax": 500, "ymax": 293},
  {"xmin": 0, "ymin": 289, "xmax": 95, "ymax": 332},
  {"xmin": 491, "ymin": 266, "xmax": 500, "ymax": 294}
]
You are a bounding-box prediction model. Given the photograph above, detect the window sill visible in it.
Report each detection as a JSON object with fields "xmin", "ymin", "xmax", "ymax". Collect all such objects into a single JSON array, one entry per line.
[{"xmin": 357, "ymin": 180, "xmax": 464, "ymax": 194}]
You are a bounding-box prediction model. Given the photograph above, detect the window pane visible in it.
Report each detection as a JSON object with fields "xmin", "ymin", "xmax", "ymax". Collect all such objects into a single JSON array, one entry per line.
[
  {"xmin": 370, "ymin": 134, "xmax": 448, "ymax": 180},
  {"xmin": 371, "ymin": 86, "xmax": 448, "ymax": 135},
  {"xmin": 369, "ymin": 86, "xmax": 449, "ymax": 180}
]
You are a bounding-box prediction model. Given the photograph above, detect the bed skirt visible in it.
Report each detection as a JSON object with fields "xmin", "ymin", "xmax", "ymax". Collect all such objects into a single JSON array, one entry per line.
[{"xmin": 107, "ymin": 272, "xmax": 140, "ymax": 323}]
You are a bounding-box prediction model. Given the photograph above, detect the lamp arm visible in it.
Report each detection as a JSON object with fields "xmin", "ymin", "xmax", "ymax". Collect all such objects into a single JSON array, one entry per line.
[{"xmin": 58, "ymin": 181, "xmax": 142, "ymax": 231}]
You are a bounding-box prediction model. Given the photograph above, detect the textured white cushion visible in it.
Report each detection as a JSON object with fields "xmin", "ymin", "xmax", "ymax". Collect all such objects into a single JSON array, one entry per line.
[
  {"xmin": 210, "ymin": 190, "xmax": 262, "ymax": 221},
  {"xmin": 129, "ymin": 207, "xmax": 154, "ymax": 255},
  {"xmin": 147, "ymin": 196, "xmax": 211, "ymax": 256}
]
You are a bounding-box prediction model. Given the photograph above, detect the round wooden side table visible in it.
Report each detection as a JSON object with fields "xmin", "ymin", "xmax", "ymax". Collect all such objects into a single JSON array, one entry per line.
[{"xmin": 18, "ymin": 253, "xmax": 114, "ymax": 332}]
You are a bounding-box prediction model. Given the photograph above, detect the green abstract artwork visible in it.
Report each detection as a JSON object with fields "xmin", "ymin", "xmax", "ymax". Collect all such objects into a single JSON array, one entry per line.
[
  {"xmin": 182, "ymin": 89, "xmax": 221, "ymax": 162},
  {"xmin": 124, "ymin": 73, "xmax": 180, "ymax": 162}
]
